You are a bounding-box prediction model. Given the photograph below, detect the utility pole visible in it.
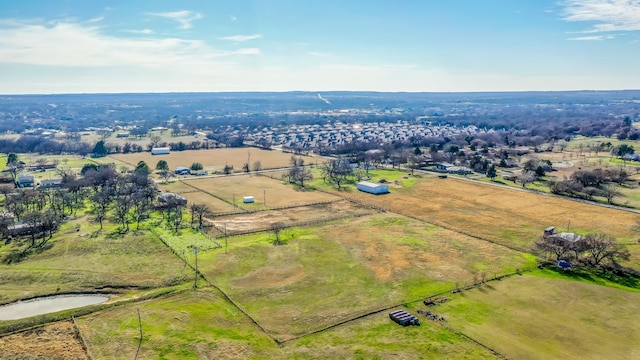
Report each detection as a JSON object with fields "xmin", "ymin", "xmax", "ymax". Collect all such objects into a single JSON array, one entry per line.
[
  {"xmin": 224, "ymin": 222, "xmax": 228, "ymax": 254},
  {"xmin": 264, "ymin": 189, "xmax": 266, "ymax": 207},
  {"xmin": 191, "ymin": 245, "xmax": 199, "ymax": 288}
]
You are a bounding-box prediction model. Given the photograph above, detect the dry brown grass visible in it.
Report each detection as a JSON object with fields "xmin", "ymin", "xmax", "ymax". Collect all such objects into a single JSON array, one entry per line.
[
  {"xmin": 185, "ymin": 174, "xmax": 339, "ymax": 208},
  {"xmin": 345, "ymin": 176, "xmax": 640, "ymax": 249},
  {"xmin": 0, "ymin": 321, "xmax": 89, "ymax": 360},
  {"xmin": 109, "ymin": 148, "xmax": 323, "ymax": 172},
  {"xmin": 206, "ymin": 200, "xmax": 373, "ymax": 235}
]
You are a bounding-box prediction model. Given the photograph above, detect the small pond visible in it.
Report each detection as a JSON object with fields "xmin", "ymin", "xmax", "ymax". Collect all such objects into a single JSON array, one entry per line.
[{"xmin": 0, "ymin": 295, "xmax": 108, "ymax": 320}]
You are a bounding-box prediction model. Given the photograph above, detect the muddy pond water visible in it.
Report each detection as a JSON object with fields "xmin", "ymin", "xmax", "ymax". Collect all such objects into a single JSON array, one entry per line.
[{"xmin": 0, "ymin": 295, "xmax": 108, "ymax": 320}]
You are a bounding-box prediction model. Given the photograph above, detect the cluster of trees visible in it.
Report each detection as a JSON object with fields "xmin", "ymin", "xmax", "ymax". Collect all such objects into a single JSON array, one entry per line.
[
  {"xmin": 549, "ymin": 168, "xmax": 627, "ymax": 203},
  {"xmin": 282, "ymin": 156, "xmax": 313, "ymax": 187},
  {"xmin": 534, "ymin": 232, "xmax": 630, "ymax": 269},
  {"xmin": 320, "ymin": 158, "xmax": 368, "ymax": 190}
]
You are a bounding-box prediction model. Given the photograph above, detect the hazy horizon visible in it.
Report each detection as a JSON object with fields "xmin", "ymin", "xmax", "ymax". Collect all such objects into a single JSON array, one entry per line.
[{"xmin": 1, "ymin": 0, "xmax": 640, "ymax": 94}]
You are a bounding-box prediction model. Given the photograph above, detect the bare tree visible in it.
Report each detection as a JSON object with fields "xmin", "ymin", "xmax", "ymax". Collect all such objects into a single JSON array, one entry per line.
[
  {"xmin": 518, "ymin": 170, "xmax": 536, "ymax": 188},
  {"xmin": 190, "ymin": 203, "xmax": 212, "ymax": 230},
  {"xmin": 271, "ymin": 222, "xmax": 285, "ymax": 245},
  {"xmin": 583, "ymin": 233, "xmax": 630, "ymax": 267}
]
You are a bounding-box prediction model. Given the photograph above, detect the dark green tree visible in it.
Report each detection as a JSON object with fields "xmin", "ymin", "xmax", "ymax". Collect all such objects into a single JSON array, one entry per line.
[
  {"xmin": 135, "ymin": 161, "xmax": 151, "ymax": 175},
  {"xmin": 6, "ymin": 152, "xmax": 18, "ymax": 165},
  {"xmin": 486, "ymin": 164, "xmax": 497, "ymax": 180},
  {"xmin": 190, "ymin": 162, "xmax": 204, "ymax": 171},
  {"xmin": 155, "ymin": 160, "xmax": 169, "ymax": 171},
  {"xmin": 92, "ymin": 140, "xmax": 108, "ymax": 157}
]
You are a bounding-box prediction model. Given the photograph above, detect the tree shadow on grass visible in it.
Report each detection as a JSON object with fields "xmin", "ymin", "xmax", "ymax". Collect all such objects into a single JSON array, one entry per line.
[{"xmin": 545, "ymin": 266, "xmax": 640, "ymax": 289}]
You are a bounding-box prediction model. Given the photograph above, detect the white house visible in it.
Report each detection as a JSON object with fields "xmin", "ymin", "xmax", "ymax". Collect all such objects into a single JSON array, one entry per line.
[
  {"xmin": 151, "ymin": 147, "xmax": 170, "ymax": 155},
  {"xmin": 356, "ymin": 181, "xmax": 389, "ymax": 195}
]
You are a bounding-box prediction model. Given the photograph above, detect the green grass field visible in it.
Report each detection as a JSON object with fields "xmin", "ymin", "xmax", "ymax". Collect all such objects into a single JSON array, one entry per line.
[
  {"xmin": 195, "ymin": 213, "xmax": 535, "ymax": 340},
  {"xmin": 0, "ymin": 216, "xmax": 190, "ymax": 305},
  {"xmin": 436, "ymin": 271, "xmax": 640, "ymax": 360}
]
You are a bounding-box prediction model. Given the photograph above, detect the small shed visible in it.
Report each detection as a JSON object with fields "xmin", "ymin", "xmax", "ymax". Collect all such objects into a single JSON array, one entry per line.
[
  {"xmin": 151, "ymin": 147, "xmax": 170, "ymax": 155},
  {"xmin": 243, "ymin": 196, "xmax": 255, "ymax": 203},
  {"xmin": 357, "ymin": 181, "xmax": 389, "ymax": 195}
]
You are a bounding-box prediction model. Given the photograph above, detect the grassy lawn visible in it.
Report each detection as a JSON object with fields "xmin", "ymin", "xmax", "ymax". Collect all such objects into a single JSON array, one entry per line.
[
  {"xmin": 436, "ymin": 271, "xmax": 640, "ymax": 360},
  {"xmin": 0, "ymin": 216, "xmax": 190, "ymax": 305},
  {"xmin": 195, "ymin": 213, "xmax": 535, "ymax": 341}
]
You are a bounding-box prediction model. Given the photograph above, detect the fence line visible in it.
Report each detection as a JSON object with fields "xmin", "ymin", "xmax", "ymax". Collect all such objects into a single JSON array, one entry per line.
[{"xmin": 71, "ymin": 316, "xmax": 94, "ymax": 360}]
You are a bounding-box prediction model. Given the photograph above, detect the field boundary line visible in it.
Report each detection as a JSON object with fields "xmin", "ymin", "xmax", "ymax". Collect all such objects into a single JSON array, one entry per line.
[
  {"xmin": 147, "ymin": 227, "xmax": 280, "ymax": 344},
  {"xmin": 205, "ymin": 211, "xmax": 375, "ymax": 239},
  {"xmin": 72, "ymin": 316, "xmax": 94, "ymax": 360},
  {"xmin": 178, "ymin": 180, "xmax": 250, "ymax": 212},
  {"xmin": 317, "ymin": 187, "xmax": 531, "ymax": 255},
  {"xmin": 280, "ymin": 268, "xmax": 534, "ymax": 348}
]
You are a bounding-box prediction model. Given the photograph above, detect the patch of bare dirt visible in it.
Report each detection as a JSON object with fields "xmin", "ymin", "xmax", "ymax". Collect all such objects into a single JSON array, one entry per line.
[{"xmin": 0, "ymin": 321, "xmax": 89, "ymax": 360}]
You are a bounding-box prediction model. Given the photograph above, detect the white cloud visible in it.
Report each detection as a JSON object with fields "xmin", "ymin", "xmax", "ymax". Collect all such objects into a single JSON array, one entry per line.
[
  {"xmin": 230, "ymin": 15, "xmax": 237, "ymax": 22},
  {"xmin": 218, "ymin": 34, "xmax": 262, "ymax": 42},
  {"xmin": 147, "ymin": 10, "xmax": 202, "ymax": 29},
  {"xmin": 561, "ymin": 0, "xmax": 640, "ymax": 33},
  {"xmin": 127, "ymin": 28, "xmax": 154, "ymax": 35},
  {"xmin": 0, "ymin": 19, "xmax": 258, "ymax": 70},
  {"xmin": 307, "ymin": 51, "xmax": 333, "ymax": 58},
  {"xmin": 567, "ymin": 35, "xmax": 615, "ymax": 40}
]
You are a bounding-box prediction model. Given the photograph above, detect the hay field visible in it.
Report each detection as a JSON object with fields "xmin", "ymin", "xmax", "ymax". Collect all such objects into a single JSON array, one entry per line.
[
  {"xmin": 197, "ymin": 213, "xmax": 534, "ymax": 340},
  {"xmin": 0, "ymin": 321, "xmax": 89, "ymax": 359},
  {"xmin": 436, "ymin": 272, "xmax": 640, "ymax": 360},
  {"xmin": 109, "ymin": 148, "xmax": 321, "ymax": 171},
  {"xmin": 345, "ymin": 176, "xmax": 640, "ymax": 250},
  {"xmin": 185, "ymin": 174, "xmax": 340, "ymax": 208}
]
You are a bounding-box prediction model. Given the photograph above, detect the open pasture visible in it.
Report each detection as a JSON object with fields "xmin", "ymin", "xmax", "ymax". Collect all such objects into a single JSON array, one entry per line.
[
  {"xmin": 196, "ymin": 213, "xmax": 534, "ymax": 340},
  {"xmin": 206, "ymin": 200, "xmax": 374, "ymax": 235},
  {"xmin": 109, "ymin": 148, "xmax": 321, "ymax": 172},
  {"xmin": 79, "ymin": 289, "xmax": 276, "ymax": 359},
  {"xmin": 345, "ymin": 176, "xmax": 640, "ymax": 251},
  {"xmin": 436, "ymin": 272, "xmax": 640, "ymax": 360},
  {"xmin": 0, "ymin": 217, "xmax": 190, "ymax": 305},
  {"xmin": 185, "ymin": 174, "xmax": 340, "ymax": 208}
]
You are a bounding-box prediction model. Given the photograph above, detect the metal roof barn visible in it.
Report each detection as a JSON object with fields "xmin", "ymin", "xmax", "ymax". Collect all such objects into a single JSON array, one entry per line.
[{"xmin": 357, "ymin": 181, "xmax": 389, "ymax": 194}]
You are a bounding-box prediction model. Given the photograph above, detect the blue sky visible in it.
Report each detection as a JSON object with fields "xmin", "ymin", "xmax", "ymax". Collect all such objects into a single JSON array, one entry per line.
[{"xmin": 0, "ymin": 0, "xmax": 639, "ymax": 94}]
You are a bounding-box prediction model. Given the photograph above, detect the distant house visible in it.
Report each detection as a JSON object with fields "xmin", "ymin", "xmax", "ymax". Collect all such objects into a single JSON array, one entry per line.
[
  {"xmin": 17, "ymin": 174, "xmax": 34, "ymax": 188},
  {"xmin": 194, "ymin": 170, "xmax": 208, "ymax": 176},
  {"xmin": 151, "ymin": 147, "xmax": 170, "ymax": 155},
  {"xmin": 447, "ymin": 166, "xmax": 473, "ymax": 175},
  {"xmin": 174, "ymin": 167, "xmax": 191, "ymax": 175},
  {"xmin": 543, "ymin": 227, "xmax": 584, "ymax": 244},
  {"xmin": 436, "ymin": 162, "xmax": 454, "ymax": 171},
  {"xmin": 40, "ymin": 179, "xmax": 63, "ymax": 189},
  {"xmin": 158, "ymin": 193, "xmax": 187, "ymax": 206},
  {"xmin": 116, "ymin": 132, "xmax": 129, "ymax": 138},
  {"xmin": 357, "ymin": 181, "xmax": 389, "ymax": 195}
]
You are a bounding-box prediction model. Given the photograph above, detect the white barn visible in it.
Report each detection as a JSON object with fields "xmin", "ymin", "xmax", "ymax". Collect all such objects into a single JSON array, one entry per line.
[
  {"xmin": 243, "ymin": 196, "xmax": 255, "ymax": 203},
  {"xmin": 357, "ymin": 181, "xmax": 389, "ymax": 195},
  {"xmin": 151, "ymin": 147, "xmax": 170, "ymax": 155}
]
